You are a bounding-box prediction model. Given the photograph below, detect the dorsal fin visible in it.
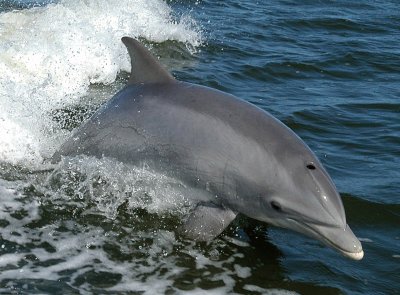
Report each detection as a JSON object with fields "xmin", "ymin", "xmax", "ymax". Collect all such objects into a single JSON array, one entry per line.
[{"xmin": 121, "ymin": 37, "xmax": 175, "ymax": 85}]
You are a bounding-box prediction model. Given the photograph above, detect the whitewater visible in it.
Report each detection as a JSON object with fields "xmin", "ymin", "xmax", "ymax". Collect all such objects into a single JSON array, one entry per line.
[{"xmin": 0, "ymin": 0, "xmax": 201, "ymax": 167}]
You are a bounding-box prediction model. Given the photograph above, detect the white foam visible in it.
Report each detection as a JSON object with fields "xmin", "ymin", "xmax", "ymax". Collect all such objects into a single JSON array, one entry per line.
[
  {"xmin": 358, "ymin": 237, "xmax": 373, "ymax": 243},
  {"xmin": 0, "ymin": 253, "xmax": 26, "ymax": 267},
  {"xmin": 243, "ymin": 286, "xmax": 300, "ymax": 295},
  {"xmin": 0, "ymin": 184, "xmax": 183, "ymax": 292},
  {"xmin": 234, "ymin": 264, "xmax": 251, "ymax": 279},
  {"xmin": 0, "ymin": 179, "xmax": 41, "ymax": 244},
  {"xmin": 0, "ymin": 176, "xmax": 294, "ymax": 294},
  {"xmin": 0, "ymin": 0, "xmax": 202, "ymax": 167}
]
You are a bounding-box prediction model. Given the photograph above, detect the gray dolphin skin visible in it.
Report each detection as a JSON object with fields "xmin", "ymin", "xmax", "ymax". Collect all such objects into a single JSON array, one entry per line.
[{"xmin": 53, "ymin": 37, "xmax": 364, "ymax": 260}]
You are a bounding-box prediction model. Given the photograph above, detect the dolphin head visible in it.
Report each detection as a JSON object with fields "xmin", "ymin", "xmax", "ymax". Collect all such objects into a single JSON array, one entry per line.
[{"xmin": 252, "ymin": 124, "xmax": 364, "ymax": 260}]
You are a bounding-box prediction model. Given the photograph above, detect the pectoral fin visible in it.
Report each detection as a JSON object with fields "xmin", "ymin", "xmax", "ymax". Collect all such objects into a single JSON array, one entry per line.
[{"xmin": 180, "ymin": 203, "xmax": 237, "ymax": 241}]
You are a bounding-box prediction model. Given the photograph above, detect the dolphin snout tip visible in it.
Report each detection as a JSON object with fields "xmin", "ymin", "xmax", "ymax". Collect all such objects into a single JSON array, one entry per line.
[
  {"xmin": 344, "ymin": 249, "xmax": 364, "ymax": 260},
  {"xmin": 333, "ymin": 224, "xmax": 364, "ymax": 260}
]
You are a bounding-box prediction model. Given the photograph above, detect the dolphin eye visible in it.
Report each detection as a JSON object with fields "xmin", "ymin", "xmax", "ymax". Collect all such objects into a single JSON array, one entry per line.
[
  {"xmin": 306, "ymin": 163, "xmax": 316, "ymax": 170},
  {"xmin": 270, "ymin": 201, "xmax": 282, "ymax": 212}
]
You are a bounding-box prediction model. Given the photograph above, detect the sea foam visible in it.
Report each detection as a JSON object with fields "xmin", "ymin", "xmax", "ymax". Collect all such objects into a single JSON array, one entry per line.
[{"xmin": 0, "ymin": 0, "xmax": 202, "ymax": 167}]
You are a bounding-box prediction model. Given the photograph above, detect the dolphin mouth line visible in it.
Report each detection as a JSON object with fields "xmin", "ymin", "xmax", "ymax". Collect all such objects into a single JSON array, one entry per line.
[{"xmin": 287, "ymin": 218, "xmax": 364, "ymax": 260}]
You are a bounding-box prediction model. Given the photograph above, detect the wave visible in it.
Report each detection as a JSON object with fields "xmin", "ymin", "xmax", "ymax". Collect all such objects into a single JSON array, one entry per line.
[{"xmin": 0, "ymin": 0, "xmax": 202, "ymax": 167}]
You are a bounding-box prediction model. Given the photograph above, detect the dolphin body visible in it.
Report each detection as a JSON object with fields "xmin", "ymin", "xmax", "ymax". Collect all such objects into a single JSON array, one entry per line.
[{"xmin": 53, "ymin": 37, "xmax": 363, "ymax": 260}]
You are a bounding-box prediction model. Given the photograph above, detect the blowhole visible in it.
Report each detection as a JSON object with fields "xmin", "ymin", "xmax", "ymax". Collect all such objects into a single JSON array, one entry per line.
[{"xmin": 306, "ymin": 163, "xmax": 316, "ymax": 170}]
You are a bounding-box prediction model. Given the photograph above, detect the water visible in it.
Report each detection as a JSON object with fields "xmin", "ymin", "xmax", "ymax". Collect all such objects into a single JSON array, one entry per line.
[{"xmin": 0, "ymin": 0, "xmax": 399, "ymax": 294}]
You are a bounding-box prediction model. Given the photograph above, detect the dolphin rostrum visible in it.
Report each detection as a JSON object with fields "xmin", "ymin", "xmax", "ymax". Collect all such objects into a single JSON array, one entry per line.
[{"xmin": 53, "ymin": 37, "xmax": 364, "ymax": 260}]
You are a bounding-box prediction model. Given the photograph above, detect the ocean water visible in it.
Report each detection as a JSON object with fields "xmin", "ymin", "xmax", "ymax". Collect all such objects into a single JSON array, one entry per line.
[{"xmin": 0, "ymin": 0, "xmax": 399, "ymax": 294}]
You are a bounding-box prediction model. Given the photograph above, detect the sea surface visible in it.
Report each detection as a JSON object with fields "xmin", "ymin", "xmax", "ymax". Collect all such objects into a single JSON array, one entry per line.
[{"xmin": 0, "ymin": 0, "xmax": 399, "ymax": 294}]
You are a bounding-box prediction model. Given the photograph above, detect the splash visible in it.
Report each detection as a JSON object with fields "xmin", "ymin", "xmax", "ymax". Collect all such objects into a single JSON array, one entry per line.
[
  {"xmin": 0, "ymin": 0, "xmax": 202, "ymax": 167},
  {"xmin": 45, "ymin": 155, "xmax": 194, "ymax": 218}
]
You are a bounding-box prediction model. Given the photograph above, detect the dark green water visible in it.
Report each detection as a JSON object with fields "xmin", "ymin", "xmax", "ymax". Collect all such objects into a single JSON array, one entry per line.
[{"xmin": 0, "ymin": 0, "xmax": 399, "ymax": 294}]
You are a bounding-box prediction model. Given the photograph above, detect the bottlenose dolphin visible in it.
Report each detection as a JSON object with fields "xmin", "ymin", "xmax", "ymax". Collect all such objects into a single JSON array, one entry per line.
[{"xmin": 53, "ymin": 37, "xmax": 363, "ymax": 260}]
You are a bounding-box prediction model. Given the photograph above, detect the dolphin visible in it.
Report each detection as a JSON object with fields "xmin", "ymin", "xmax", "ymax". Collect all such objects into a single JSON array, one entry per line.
[{"xmin": 52, "ymin": 37, "xmax": 364, "ymax": 260}]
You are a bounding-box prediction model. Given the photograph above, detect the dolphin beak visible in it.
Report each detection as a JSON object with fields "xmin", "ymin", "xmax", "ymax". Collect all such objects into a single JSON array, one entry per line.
[
  {"xmin": 287, "ymin": 219, "xmax": 364, "ymax": 260},
  {"xmin": 315, "ymin": 223, "xmax": 364, "ymax": 260}
]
